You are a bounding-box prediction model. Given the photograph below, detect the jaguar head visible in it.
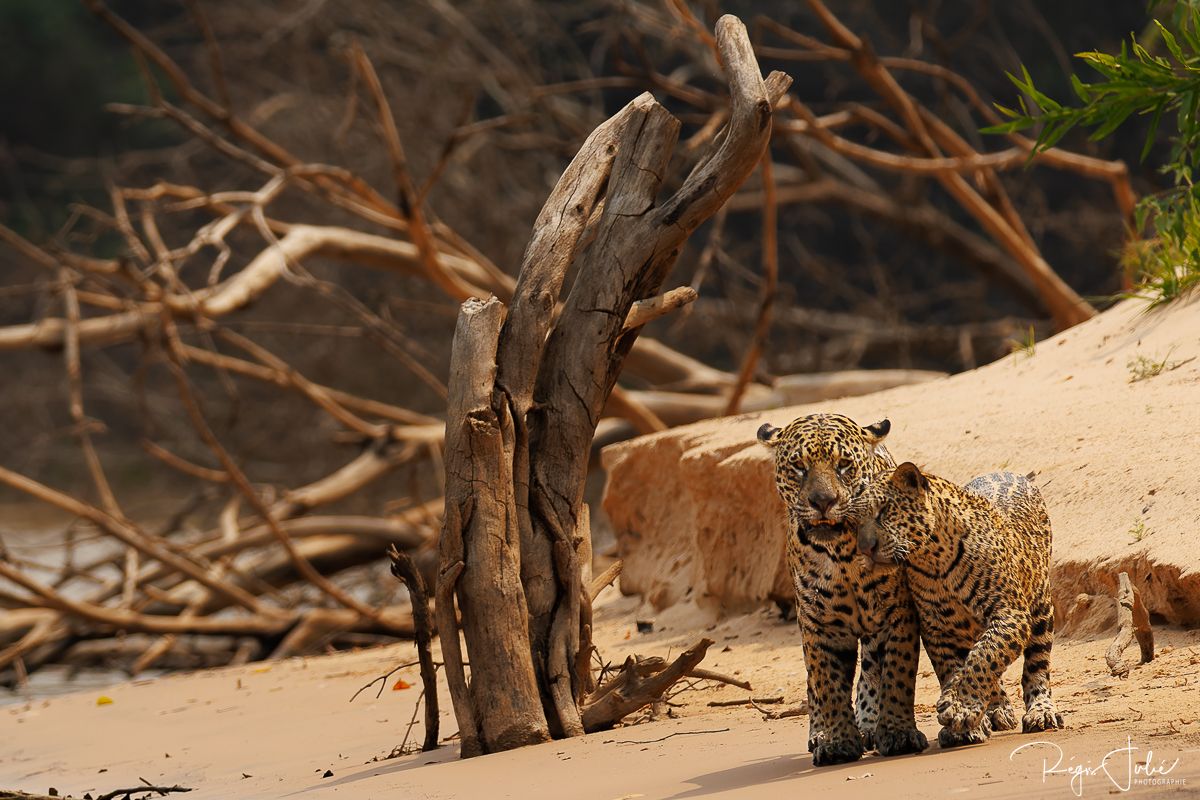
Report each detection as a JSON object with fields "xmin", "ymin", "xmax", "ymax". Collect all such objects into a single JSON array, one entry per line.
[
  {"xmin": 758, "ymin": 413, "xmax": 892, "ymax": 542},
  {"xmin": 851, "ymin": 462, "xmax": 931, "ymax": 565}
]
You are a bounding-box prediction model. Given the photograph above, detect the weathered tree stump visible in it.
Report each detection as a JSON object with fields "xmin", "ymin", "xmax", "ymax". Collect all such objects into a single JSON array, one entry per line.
[
  {"xmin": 1105, "ymin": 571, "xmax": 1154, "ymax": 678},
  {"xmin": 436, "ymin": 14, "xmax": 791, "ymax": 755}
]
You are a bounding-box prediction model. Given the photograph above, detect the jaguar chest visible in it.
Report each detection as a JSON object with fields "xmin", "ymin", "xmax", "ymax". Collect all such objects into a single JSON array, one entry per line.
[{"xmin": 786, "ymin": 536, "xmax": 892, "ymax": 634}]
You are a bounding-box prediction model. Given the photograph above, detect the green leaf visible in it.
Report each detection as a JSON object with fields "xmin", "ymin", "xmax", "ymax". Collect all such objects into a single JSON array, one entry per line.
[
  {"xmin": 1132, "ymin": 40, "xmax": 1171, "ymax": 69},
  {"xmin": 1069, "ymin": 74, "xmax": 1093, "ymax": 103},
  {"xmin": 992, "ymin": 101, "xmax": 1020, "ymax": 119},
  {"xmin": 1017, "ymin": 63, "xmax": 1061, "ymax": 111},
  {"xmin": 1142, "ymin": 98, "xmax": 1168, "ymax": 161},
  {"xmin": 1090, "ymin": 101, "xmax": 1137, "ymax": 139},
  {"xmin": 1040, "ymin": 119, "xmax": 1080, "ymax": 150},
  {"xmin": 1155, "ymin": 19, "xmax": 1185, "ymax": 63},
  {"xmin": 980, "ymin": 118, "xmax": 1032, "ymax": 134},
  {"xmin": 1135, "ymin": 201, "xmax": 1151, "ymax": 233}
]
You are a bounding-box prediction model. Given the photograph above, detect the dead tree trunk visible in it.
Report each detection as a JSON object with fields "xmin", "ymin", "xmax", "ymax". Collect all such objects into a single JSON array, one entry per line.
[{"xmin": 436, "ymin": 15, "xmax": 790, "ymax": 755}]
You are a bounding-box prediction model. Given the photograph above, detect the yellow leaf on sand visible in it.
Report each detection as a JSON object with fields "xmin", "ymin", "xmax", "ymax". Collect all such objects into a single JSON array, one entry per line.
[
  {"xmin": 96, "ymin": 696, "xmax": 114, "ymax": 706},
  {"xmin": 251, "ymin": 667, "xmax": 272, "ymax": 674},
  {"xmin": 392, "ymin": 679, "xmax": 412, "ymax": 691}
]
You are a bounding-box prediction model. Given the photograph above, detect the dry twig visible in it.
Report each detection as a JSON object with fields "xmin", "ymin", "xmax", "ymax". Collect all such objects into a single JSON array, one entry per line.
[{"xmin": 388, "ymin": 546, "xmax": 440, "ymax": 751}]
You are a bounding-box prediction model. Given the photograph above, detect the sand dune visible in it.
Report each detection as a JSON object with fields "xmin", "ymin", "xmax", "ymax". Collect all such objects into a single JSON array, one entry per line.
[{"xmin": 604, "ymin": 295, "xmax": 1200, "ymax": 631}]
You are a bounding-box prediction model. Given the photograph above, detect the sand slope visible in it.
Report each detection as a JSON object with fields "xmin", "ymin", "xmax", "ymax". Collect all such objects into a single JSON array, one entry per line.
[{"xmin": 603, "ymin": 296, "xmax": 1200, "ymax": 629}]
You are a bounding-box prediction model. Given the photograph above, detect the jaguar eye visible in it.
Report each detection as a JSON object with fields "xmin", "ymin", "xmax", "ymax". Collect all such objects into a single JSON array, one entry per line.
[
  {"xmin": 836, "ymin": 458, "xmax": 853, "ymax": 475},
  {"xmin": 793, "ymin": 465, "xmax": 807, "ymax": 479}
]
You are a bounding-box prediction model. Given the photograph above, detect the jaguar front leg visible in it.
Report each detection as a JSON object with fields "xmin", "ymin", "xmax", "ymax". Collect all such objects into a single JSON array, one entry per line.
[
  {"xmin": 938, "ymin": 611, "xmax": 1028, "ymax": 738},
  {"xmin": 801, "ymin": 627, "xmax": 864, "ymax": 766},
  {"xmin": 921, "ymin": 632, "xmax": 997, "ymax": 747},
  {"xmin": 1020, "ymin": 599, "xmax": 1065, "ymax": 732},
  {"xmin": 870, "ymin": 590, "xmax": 928, "ymax": 756}
]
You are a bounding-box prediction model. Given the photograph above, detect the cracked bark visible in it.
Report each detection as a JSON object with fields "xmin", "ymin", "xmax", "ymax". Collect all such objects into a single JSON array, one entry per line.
[{"xmin": 438, "ymin": 14, "xmax": 791, "ymax": 754}]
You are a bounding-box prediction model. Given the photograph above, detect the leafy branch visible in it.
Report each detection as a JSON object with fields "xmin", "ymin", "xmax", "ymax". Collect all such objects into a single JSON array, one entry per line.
[{"xmin": 986, "ymin": 2, "xmax": 1200, "ymax": 305}]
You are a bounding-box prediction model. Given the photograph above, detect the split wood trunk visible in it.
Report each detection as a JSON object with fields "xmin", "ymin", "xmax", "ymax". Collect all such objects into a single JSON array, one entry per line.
[{"xmin": 436, "ymin": 14, "xmax": 791, "ymax": 756}]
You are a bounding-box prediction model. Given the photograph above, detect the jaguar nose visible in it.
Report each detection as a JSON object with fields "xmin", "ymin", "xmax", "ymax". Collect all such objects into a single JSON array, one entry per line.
[
  {"xmin": 808, "ymin": 490, "xmax": 836, "ymax": 516},
  {"xmin": 857, "ymin": 527, "xmax": 878, "ymax": 557}
]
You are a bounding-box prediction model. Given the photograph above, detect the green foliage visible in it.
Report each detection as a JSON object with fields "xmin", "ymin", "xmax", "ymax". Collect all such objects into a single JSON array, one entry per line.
[
  {"xmin": 1126, "ymin": 346, "xmax": 1195, "ymax": 381},
  {"xmin": 985, "ymin": 2, "xmax": 1200, "ymax": 306},
  {"xmin": 1009, "ymin": 324, "xmax": 1037, "ymax": 359}
]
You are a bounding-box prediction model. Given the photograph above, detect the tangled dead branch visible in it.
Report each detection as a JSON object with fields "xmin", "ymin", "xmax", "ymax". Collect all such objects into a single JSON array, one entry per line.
[{"xmin": 0, "ymin": 3, "xmax": 772, "ymax": 679}]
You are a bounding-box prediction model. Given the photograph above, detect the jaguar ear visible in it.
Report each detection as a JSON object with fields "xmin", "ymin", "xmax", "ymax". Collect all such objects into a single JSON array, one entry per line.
[
  {"xmin": 756, "ymin": 422, "xmax": 781, "ymax": 448},
  {"xmin": 890, "ymin": 462, "xmax": 926, "ymax": 495},
  {"xmin": 864, "ymin": 418, "xmax": 891, "ymax": 444}
]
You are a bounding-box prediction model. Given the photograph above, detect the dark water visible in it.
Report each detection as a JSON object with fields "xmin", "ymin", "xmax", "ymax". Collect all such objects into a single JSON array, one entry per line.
[{"xmin": 0, "ymin": 665, "xmax": 167, "ymax": 707}]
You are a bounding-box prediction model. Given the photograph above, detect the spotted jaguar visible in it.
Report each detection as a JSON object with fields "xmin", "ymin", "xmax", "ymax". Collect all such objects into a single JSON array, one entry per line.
[{"xmin": 758, "ymin": 413, "xmax": 928, "ymax": 765}]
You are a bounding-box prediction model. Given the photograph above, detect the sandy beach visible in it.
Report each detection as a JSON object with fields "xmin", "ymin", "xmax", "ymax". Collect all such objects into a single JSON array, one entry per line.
[
  {"xmin": 6, "ymin": 296, "xmax": 1200, "ymax": 800},
  {"xmin": 4, "ymin": 585, "xmax": 1199, "ymax": 799}
]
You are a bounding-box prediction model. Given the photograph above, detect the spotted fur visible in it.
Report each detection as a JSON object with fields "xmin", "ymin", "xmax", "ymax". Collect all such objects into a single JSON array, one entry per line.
[
  {"xmin": 758, "ymin": 414, "xmax": 927, "ymax": 765},
  {"xmin": 851, "ymin": 464, "xmax": 1065, "ymax": 748}
]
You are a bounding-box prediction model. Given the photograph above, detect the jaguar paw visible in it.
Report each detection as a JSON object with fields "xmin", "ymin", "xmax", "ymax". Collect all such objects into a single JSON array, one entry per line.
[
  {"xmin": 1021, "ymin": 705, "xmax": 1066, "ymax": 733},
  {"xmin": 988, "ymin": 698, "xmax": 1019, "ymax": 732},
  {"xmin": 874, "ymin": 725, "xmax": 929, "ymax": 757},
  {"xmin": 811, "ymin": 732, "xmax": 865, "ymax": 766}
]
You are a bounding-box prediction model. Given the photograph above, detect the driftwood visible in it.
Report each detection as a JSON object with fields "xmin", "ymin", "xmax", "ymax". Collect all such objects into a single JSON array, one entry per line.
[
  {"xmin": 95, "ymin": 786, "xmax": 192, "ymax": 800},
  {"xmin": 708, "ymin": 696, "xmax": 783, "ymax": 707},
  {"xmin": 589, "ymin": 560, "xmax": 624, "ymax": 602},
  {"xmin": 605, "ymin": 368, "xmax": 945, "ymax": 428},
  {"xmin": 438, "ymin": 14, "xmax": 790, "ymax": 755},
  {"xmin": 443, "ymin": 298, "xmax": 550, "ymax": 751},
  {"xmin": 0, "ymin": 790, "xmax": 192, "ymax": 800},
  {"xmin": 1105, "ymin": 572, "xmax": 1154, "ymax": 678},
  {"xmin": 580, "ymin": 639, "xmax": 715, "ymax": 731}
]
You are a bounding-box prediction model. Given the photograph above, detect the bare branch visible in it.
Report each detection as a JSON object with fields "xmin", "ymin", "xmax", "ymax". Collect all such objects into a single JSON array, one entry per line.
[{"xmin": 622, "ymin": 287, "xmax": 698, "ymax": 332}]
